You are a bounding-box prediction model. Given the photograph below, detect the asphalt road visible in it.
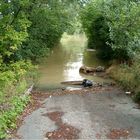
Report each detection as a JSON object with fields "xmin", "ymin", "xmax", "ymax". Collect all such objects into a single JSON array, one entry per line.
[{"xmin": 16, "ymin": 87, "xmax": 140, "ymax": 139}]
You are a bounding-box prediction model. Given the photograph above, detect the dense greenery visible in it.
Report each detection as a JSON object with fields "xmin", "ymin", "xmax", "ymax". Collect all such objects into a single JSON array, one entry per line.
[
  {"xmin": 81, "ymin": 0, "xmax": 140, "ymax": 100},
  {"xmin": 18, "ymin": 1, "xmax": 70, "ymax": 61},
  {"xmin": 0, "ymin": 1, "xmax": 34, "ymax": 138},
  {"xmin": 0, "ymin": 0, "xmax": 72, "ymax": 138},
  {"xmin": 0, "ymin": 60, "xmax": 36, "ymax": 138},
  {"xmin": 81, "ymin": 0, "xmax": 140, "ymax": 60}
]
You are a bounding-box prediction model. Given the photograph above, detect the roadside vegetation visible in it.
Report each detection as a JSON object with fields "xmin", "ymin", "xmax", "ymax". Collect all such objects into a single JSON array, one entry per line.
[
  {"xmin": 80, "ymin": 0, "xmax": 140, "ymax": 101},
  {"xmin": 0, "ymin": 0, "xmax": 79, "ymax": 138}
]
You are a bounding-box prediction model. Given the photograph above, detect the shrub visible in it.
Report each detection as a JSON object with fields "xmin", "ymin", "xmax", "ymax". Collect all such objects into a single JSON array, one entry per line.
[
  {"xmin": 0, "ymin": 95, "xmax": 30, "ymax": 139},
  {"xmin": 0, "ymin": 61, "xmax": 36, "ymax": 139},
  {"xmin": 107, "ymin": 55, "xmax": 140, "ymax": 98}
]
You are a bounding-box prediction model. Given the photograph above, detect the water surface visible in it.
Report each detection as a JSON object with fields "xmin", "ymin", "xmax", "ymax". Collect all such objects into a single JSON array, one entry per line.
[{"xmin": 37, "ymin": 34, "xmax": 109, "ymax": 90}]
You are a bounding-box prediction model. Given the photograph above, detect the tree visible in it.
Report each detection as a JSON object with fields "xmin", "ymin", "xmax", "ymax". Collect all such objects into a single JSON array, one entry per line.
[
  {"xmin": 12, "ymin": 0, "xmax": 70, "ymax": 61},
  {"xmin": 0, "ymin": 0, "xmax": 31, "ymax": 63},
  {"xmin": 80, "ymin": 0, "xmax": 140, "ymax": 60}
]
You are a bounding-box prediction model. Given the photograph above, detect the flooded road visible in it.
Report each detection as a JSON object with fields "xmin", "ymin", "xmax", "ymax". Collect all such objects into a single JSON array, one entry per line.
[
  {"xmin": 15, "ymin": 34, "xmax": 140, "ymax": 140},
  {"xmin": 37, "ymin": 34, "xmax": 109, "ymax": 90}
]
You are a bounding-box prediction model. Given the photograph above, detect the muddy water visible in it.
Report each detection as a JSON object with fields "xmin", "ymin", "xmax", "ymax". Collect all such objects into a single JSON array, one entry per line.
[{"xmin": 37, "ymin": 34, "xmax": 110, "ymax": 90}]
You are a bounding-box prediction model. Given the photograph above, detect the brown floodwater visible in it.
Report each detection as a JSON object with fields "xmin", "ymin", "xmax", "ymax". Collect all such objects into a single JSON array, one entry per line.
[{"xmin": 37, "ymin": 34, "xmax": 110, "ymax": 90}]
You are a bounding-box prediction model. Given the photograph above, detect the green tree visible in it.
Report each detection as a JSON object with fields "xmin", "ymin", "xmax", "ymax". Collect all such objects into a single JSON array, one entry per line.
[
  {"xmin": 81, "ymin": 0, "xmax": 114, "ymax": 59},
  {"xmin": 0, "ymin": 0, "xmax": 31, "ymax": 63},
  {"xmin": 104, "ymin": 0, "xmax": 140, "ymax": 59},
  {"xmin": 80, "ymin": 0, "xmax": 140, "ymax": 60},
  {"xmin": 16, "ymin": 0, "xmax": 70, "ymax": 61}
]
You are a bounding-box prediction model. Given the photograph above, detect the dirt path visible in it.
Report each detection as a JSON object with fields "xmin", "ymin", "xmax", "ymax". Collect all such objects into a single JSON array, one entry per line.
[{"xmin": 14, "ymin": 86, "xmax": 140, "ymax": 139}]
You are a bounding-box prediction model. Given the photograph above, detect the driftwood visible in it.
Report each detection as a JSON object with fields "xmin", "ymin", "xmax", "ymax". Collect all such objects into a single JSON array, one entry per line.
[
  {"xmin": 61, "ymin": 80, "xmax": 116, "ymax": 88},
  {"xmin": 61, "ymin": 81, "xmax": 83, "ymax": 85},
  {"xmin": 86, "ymin": 49, "xmax": 96, "ymax": 52}
]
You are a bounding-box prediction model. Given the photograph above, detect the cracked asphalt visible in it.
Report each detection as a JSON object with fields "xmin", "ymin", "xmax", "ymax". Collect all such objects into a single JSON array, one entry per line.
[{"xmin": 16, "ymin": 87, "xmax": 140, "ymax": 139}]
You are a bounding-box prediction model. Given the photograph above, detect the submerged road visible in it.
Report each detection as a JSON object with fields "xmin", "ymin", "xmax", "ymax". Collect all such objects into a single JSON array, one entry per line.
[{"xmin": 16, "ymin": 86, "xmax": 140, "ymax": 139}]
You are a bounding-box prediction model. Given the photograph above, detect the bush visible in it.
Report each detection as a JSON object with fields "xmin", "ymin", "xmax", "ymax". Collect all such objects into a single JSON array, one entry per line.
[
  {"xmin": 0, "ymin": 95, "xmax": 30, "ymax": 139},
  {"xmin": 0, "ymin": 61, "xmax": 36, "ymax": 139},
  {"xmin": 107, "ymin": 55, "xmax": 140, "ymax": 99}
]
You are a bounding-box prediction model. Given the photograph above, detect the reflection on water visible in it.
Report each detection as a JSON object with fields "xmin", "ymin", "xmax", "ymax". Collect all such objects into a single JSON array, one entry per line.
[{"xmin": 37, "ymin": 34, "xmax": 109, "ymax": 90}]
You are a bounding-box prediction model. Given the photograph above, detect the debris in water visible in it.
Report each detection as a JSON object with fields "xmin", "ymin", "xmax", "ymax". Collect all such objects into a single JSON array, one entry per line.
[
  {"xmin": 82, "ymin": 79, "xmax": 93, "ymax": 87},
  {"xmin": 125, "ymin": 91, "xmax": 131, "ymax": 95}
]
